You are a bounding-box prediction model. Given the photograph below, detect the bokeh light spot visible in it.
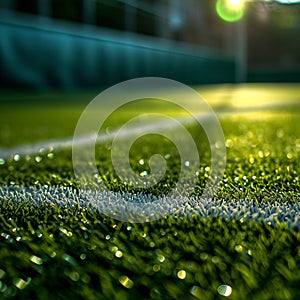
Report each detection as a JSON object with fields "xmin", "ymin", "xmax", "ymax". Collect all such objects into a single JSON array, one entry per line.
[{"xmin": 216, "ymin": 0, "xmax": 245, "ymax": 22}]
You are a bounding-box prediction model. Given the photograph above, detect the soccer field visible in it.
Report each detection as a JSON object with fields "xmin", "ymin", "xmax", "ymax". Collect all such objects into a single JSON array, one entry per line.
[{"xmin": 0, "ymin": 83, "xmax": 300, "ymax": 299}]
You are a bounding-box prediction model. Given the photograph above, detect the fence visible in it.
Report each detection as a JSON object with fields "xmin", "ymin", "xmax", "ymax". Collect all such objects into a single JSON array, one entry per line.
[{"xmin": 0, "ymin": 9, "xmax": 235, "ymax": 89}]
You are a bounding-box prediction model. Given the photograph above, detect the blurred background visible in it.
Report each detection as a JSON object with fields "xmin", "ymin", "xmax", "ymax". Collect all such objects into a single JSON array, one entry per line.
[{"xmin": 0, "ymin": 0, "xmax": 299, "ymax": 90}]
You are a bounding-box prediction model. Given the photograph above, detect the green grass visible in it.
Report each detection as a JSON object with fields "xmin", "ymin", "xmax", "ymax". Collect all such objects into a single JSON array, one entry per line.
[
  {"xmin": 0, "ymin": 87, "xmax": 299, "ymax": 200},
  {"xmin": 0, "ymin": 83, "xmax": 300, "ymax": 299},
  {"xmin": 1, "ymin": 202, "xmax": 300, "ymax": 300}
]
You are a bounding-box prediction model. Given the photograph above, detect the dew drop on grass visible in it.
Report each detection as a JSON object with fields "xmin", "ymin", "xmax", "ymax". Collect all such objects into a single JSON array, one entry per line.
[
  {"xmin": 68, "ymin": 272, "xmax": 80, "ymax": 282},
  {"xmin": 212, "ymin": 256, "xmax": 220, "ymax": 264},
  {"xmin": 47, "ymin": 153, "xmax": 54, "ymax": 159},
  {"xmin": 13, "ymin": 154, "xmax": 20, "ymax": 162},
  {"xmin": 14, "ymin": 278, "xmax": 30, "ymax": 290},
  {"xmin": 234, "ymin": 245, "xmax": 243, "ymax": 253},
  {"xmin": 35, "ymin": 156, "xmax": 42, "ymax": 163},
  {"xmin": 140, "ymin": 171, "xmax": 148, "ymax": 177},
  {"xmin": 177, "ymin": 270, "xmax": 186, "ymax": 280},
  {"xmin": 115, "ymin": 250, "xmax": 123, "ymax": 258},
  {"xmin": 190, "ymin": 285, "xmax": 201, "ymax": 298},
  {"xmin": 80, "ymin": 253, "xmax": 86, "ymax": 260},
  {"xmin": 0, "ymin": 158, "xmax": 5, "ymax": 165},
  {"xmin": 30, "ymin": 255, "xmax": 43, "ymax": 265},
  {"xmin": 164, "ymin": 153, "xmax": 171, "ymax": 160},
  {"xmin": 139, "ymin": 159, "xmax": 144, "ymax": 165},
  {"xmin": 63, "ymin": 254, "xmax": 76, "ymax": 265},
  {"xmin": 60, "ymin": 227, "xmax": 67, "ymax": 234},
  {"xmin": 153, "ymin": 264, "xmax": 160, "ymax": 272},
  {"xmin": 225, "ymin": 139, "xmax": 233, "ymax": 148},
  {"xmin": 49, "ymin": 251, "xmax": 56, "ymax": 258},
  {"xmin": 258, "ymin": 151, "xmax": 264, "ymax": 158},
  {"xmin": 105, "ymin": 235, "xmax": 111, "ymax": 240},
  {"xmin": 217, "ymin": 285, "xmax": 232, "ymax": 297},
  {"xmin": 184, "ymin": 161, "xmax": 190, "ymax": 167},
  {"xmin": 200, "ymin": 253, "xmax": 208, "ymax": 260},
  {"xmin": 157, "ymin": 254, "xmax": 165, "ymax": 263},
  {"xmin": 119, "ymin": 275, "xmax": 134, "ymax": 289}
]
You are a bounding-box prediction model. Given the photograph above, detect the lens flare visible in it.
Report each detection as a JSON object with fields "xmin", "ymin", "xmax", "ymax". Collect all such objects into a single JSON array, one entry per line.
[
  {"xmin": 216, "ymin": 0, "xmax": 245, "ymax": 22},
  {"xmin": 230, "ymin": 0, "xmax": 242, "ymax": 6}
]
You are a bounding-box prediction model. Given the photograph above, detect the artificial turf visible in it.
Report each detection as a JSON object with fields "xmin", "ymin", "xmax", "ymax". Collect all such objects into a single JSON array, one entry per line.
[
  {"xmin": 0, "ymin": 83, "xmax": 299, "ymax": 299},
  {"xmin": 1, "ymin": 202, "xmax": 300, "ymax": 300}
]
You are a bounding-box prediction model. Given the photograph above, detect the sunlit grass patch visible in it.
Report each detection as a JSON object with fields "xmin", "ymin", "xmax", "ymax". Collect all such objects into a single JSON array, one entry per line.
[{"xmin": 0, "ymin": 83, "xmax": 299, "ymax": 299}]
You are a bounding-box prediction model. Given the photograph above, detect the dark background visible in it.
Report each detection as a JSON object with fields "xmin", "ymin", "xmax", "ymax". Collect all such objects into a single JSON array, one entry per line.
[{"xmin": 1, "ymin": 0, "xmax": 300, "ymax": 88}]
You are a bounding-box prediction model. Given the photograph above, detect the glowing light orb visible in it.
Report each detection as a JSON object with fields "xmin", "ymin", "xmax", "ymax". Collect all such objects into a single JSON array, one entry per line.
[
  {"xmin": 230, "ymin": 0, "xmax": 243, "ymax": 7},
  {"xmin": 216, "ymin": 0, "xmax": 245, "ymax": 22}
]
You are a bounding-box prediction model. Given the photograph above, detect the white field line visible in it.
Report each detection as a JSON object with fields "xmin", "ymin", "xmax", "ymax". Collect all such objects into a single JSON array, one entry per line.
[
  {"xmin": 0, "ymin": 101, "xmax": 298, "ymax": 160},
  {"xmin": 0, "ymin": 185, "xmax": 300, "ymax": 227},
  {"xmin": 0, "ymin": 110, "xmax": 299, "ymax": 226},
  {"xmin": 0, "ymin": 113, "xmax": 213, "ymax": 159}
]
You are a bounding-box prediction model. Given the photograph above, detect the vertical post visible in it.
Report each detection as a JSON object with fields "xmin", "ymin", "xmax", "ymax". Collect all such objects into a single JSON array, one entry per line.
[
  {"xmin": 125, "ymin": 0, "xmax": 137, "ymax": 32},
  {"xmin": 155, "ymin": 0, "xmax": 169, "ymax": 39},
  {"xmin": 235, "ymin": 16, "xmax": 247, "ymax": 82},
  {"xmin": 83, "ymin": 0, "xmax": 96, "ymax": 25},
  {"xmin": 224, "ymin": 23, "xmax": 234, "ymax": 57},
  {"xmin": 168, "ymin": 0, "xmax": 182, "ymax": 40},
  {"xmin": 195, "ymin": 0, "xmax": 205, "ymax": 44},
  {"xmin": 38, "ymin": 0, "xmax": 52, "ymax": 17}
]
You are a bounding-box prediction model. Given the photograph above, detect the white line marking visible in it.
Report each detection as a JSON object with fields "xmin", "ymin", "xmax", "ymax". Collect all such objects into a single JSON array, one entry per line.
[
  {"xmin": 0, "ymin": 107, "xmax": 299, "ymax": 225},
  {"xmin": 0, "ymin": 185, "xmax": 299, "ymax": 227},
  {"xmin": 1, "ymin": 100, "xmax": 298, "ymax": 160},
  {"xmin": 0, "ymin": 113, "xmax": 213, "ymax": 159}
]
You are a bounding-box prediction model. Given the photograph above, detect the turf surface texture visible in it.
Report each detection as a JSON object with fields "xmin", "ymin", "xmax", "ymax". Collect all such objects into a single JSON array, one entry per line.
[{"xmin": 0, "ymin": 83, "xmax": 299, "ymax": 299}]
